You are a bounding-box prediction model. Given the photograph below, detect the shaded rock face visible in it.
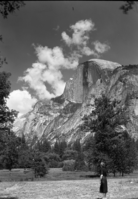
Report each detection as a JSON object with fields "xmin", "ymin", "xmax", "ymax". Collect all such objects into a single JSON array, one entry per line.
[
  {"xmin": 13, "ymin": 59, "xmax": 138, "ymax": 144},
  {"xmin": 107, "ymin": 65, "xmax": 138, "ymax": 139},
  {"xmin": 63, "ymin": 59, "xmax": 120, "ymax": 103}
]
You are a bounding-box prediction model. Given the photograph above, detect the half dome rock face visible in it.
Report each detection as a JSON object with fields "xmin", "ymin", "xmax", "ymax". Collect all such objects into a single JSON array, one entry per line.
[
  {"xmin": 63, "ymin": 59, "xmax": 121, "ymax": 103},
  {"xmin": 13, "ymin": 59, "xmax": 138, "ymax": 145},
  {"xmin": 107, "ymin": 65, "xmax": 138, "ymax": 138}
]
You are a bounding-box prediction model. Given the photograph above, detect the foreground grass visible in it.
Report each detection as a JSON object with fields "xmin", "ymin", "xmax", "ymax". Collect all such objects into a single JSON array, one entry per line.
[
  {"xmin": 0, "ymin": 169, "xmax": 138, "ymax": 199},
  {"xmin": 0, "ymin": 178, "xmax": 138, "ymax": 199}
]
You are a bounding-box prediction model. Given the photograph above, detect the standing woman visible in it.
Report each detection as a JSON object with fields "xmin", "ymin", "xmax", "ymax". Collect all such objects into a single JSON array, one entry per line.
[{"xmin": 99, "ymin": 161, "xmax": 108, "ymax": 199}]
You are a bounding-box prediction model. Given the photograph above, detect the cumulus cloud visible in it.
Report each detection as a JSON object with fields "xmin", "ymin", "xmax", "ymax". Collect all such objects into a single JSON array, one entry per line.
[
  {"xmin": 62, "ymin": 19, "xmax": 95, "ymax": 46},
  {"xmin": 35, "ymin": 46, "xmax": 78, "ymax": 70},
  {"xmin": 62, "ymin": 32, "xmax": 72, "ymax": 46},
  {"xmin": 61, "ymin": 19, "xmax": 111, "ymax": 59},
  {"xmin": 19, "ymin": 62, "xmax": 55, "ymax": 99},
  {"xmin": 6, "ymin": 90, "xmax": 37, "ymax": 117},
  {"xmin": 61, "ymin": 19, "xmax": 98, "ymax": 57},
  {"xmin": 81, "ymin": 46, "xmax": 96, "ymax": 56},
  {"xmin": 19, "ymin": 45, "xmax": 79, "ymax": 100},
  {"xmin": 17, "ymin": 19, "xmax": 110, "ymax": 109},
  {"xmin": 93, "ymin": 41, "xmax": 110, "ymax": 54}
]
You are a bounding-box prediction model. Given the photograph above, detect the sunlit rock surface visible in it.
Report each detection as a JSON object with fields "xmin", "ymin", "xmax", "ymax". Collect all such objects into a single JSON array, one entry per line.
[
  {"xmin": 63, "ymin": 59, "xmax": 120, "ymax": 103},
  {"xmin": 107, "ymin": 65, "xmax": 138, "ymax": 139},
  {"xmin": 13, "ymin": 59, "xmax": 138, "ymax": 144}
]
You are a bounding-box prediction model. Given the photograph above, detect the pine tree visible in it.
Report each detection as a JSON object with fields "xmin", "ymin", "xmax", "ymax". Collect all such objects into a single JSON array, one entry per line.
[
  {"xmin": 72, "ymin": 139, "xmax": 82, "ymax": 153},
  {"xmin": 81, "ymin": 94, "xmax": 137, "ymax": 175},
  {"xmin": 58, "ymin": 140, "xmax": 67, "ymax": 159},
  {"xmin": 83, "ymin": 135, "xmax": 96, "ymax": 171},
  {"xmin": 0, "ymin": 130, "xmax": 19, "ymax": 170},
  {"xmin": 53, "ymin": 140, "xmax": 60, "ymax": 154}
]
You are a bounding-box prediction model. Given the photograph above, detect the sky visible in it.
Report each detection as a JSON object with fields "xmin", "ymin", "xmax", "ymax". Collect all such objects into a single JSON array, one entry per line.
[{"xmin": 0, "ymin": 1, "xmax": 138, "ymax": 117}]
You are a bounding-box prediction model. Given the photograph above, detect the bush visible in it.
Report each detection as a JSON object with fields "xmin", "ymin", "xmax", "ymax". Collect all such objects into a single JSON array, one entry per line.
[
  {"xmin": 62, "ymin": 159, "xmax": 75, "ymax": 171},
  {"xmin": 32, "ymin": 157, "xmax": 48, "ymax": 178},
  {"xmin": 74, "ymin": 152, "xmax": 87, "ymax": 171},
  {"xmin": 49, "ymin": 160, "xmax": 59, "ymax": 168},
  {"xmin": 62, "ymin": 149, "xmax": 78, "ymax": 160},
  {"xmin": 46, "ymin": 152, "xmax": 61, "ymax": 168},
  {"xmin": 58, "ymin": 161, "xmax": 64, "ymax": 168},
  {"xmin": 18, "ymin": 149, "xmax": 33, "ymax": 169}
]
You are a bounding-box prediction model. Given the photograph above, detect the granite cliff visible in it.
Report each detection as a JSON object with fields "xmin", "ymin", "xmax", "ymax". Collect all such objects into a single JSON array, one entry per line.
[{"xmin": 13, "ymin": 59, "xmax": 138, "ymax": 144}]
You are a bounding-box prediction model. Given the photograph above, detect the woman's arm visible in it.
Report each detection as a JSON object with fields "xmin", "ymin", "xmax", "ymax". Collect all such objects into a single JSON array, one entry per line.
[{"xmin": 100, "ymin": 174, "xmax": 103, "ymax": 179}]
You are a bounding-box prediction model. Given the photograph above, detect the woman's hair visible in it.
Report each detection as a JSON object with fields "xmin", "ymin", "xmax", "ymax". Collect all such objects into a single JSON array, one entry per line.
[
  {"xmin": 100, "ymin": 161, "xmax": 105, "ymax": 166},
  {"xmin": 100, "ymin": 161, "xmax": 107, "ymax": 177}
]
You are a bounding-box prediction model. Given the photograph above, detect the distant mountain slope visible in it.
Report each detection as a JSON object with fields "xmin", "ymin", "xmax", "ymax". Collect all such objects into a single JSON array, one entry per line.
[{"xmin": 13, "ymin": 59, "xmax": 138, "ymax": 144}]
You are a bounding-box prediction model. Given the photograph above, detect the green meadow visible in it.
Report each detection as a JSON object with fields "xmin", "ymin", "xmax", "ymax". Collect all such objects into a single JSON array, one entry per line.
[{"xmin": 0, "ymin": 168, "xmax": 138, "ymax": 199}]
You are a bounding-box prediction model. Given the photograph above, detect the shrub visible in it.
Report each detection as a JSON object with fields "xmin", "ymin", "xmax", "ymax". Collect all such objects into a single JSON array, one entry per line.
[
  {"xmin": 62, "ymin": 159, "xmax": 75, "ymax": 171},
  {"xmin": 18, "ymin": 149, "xmax": 34, "ymax": 169},
  {"xmin": 46, "ymin": 152, "xmax": 61, "ymax": 168},
  {"xmin": 49, "ymin": 160, "xmax": 59, "ymax": 168},
  {"xmin": 32, "ymin": 157, "xmax": 48, "ymax": 178},
  {"xmin": 75, "ymin": 152, "xmax": 87, "ymax": 171},
  {"xmin": 62, "ymin": 149, "xmax": 78, "ymax": 160},
  {"xmin": 58, "ymin": 161, "xmax": 64, "ymax": 168}
]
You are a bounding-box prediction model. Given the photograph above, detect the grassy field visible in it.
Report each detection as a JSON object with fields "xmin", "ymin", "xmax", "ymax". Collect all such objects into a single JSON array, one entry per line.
[{"xmin": 0, "ymin": 168, "xmax": 138, "ymax": 199}]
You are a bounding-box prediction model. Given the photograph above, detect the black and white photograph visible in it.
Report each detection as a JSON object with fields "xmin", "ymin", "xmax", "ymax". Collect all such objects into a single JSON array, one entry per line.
[{"xmin": 0, "ymin": 1, "xmax": 138, "ymax": 199}]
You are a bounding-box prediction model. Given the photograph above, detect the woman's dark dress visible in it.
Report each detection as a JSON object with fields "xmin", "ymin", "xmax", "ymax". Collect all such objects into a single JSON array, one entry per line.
[{"xmin": 99, "ymin": 167, "xmax": 108, "ymax": 194}]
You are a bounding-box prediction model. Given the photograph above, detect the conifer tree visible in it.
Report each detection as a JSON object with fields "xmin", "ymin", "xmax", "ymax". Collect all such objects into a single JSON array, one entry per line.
[
  {"xmin": 53, "ymin": 140, "xmax": 60, "ymax": 154},
  {"xmin": 81, "ymin": 94, "xmax": 137, "ymax": 175},
  {"xmin": 73, "ymin": 139, "xmax": 82, "ymax": 153},
  {"xmin": 58, "ymin": 140, "xmax": 67, "ymax": 159}
]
